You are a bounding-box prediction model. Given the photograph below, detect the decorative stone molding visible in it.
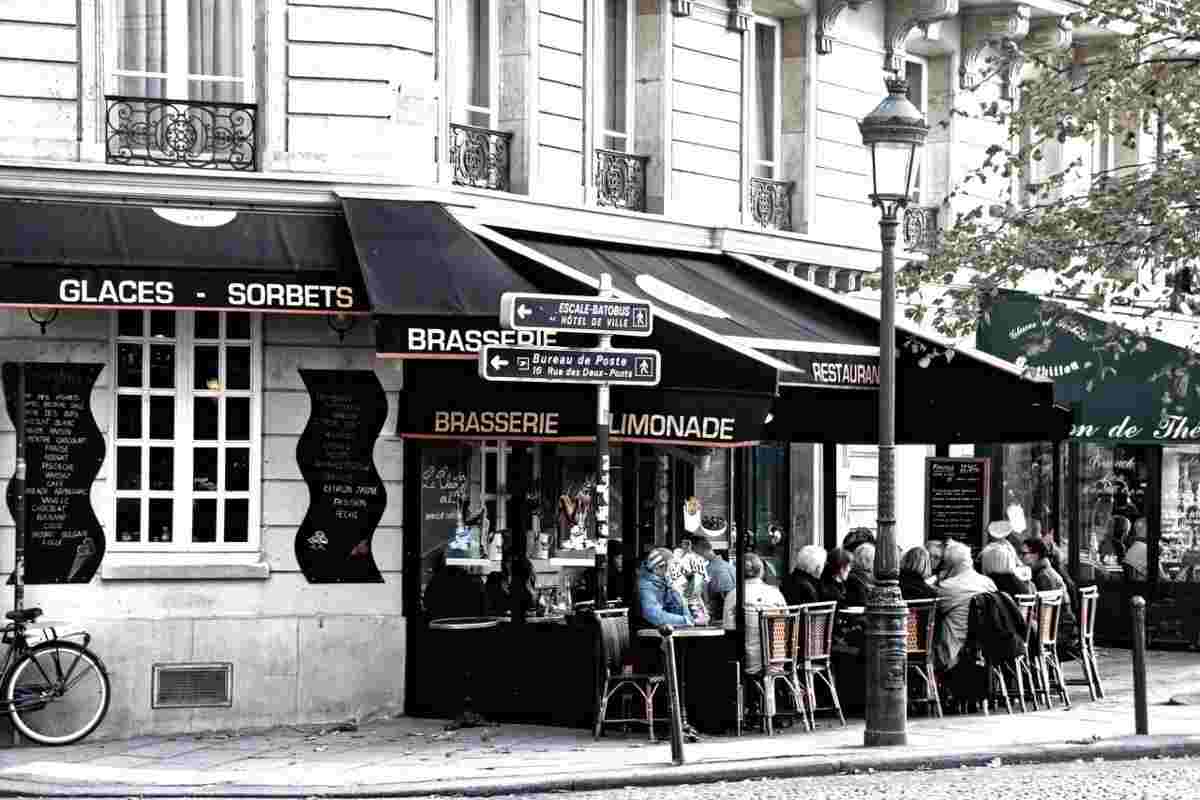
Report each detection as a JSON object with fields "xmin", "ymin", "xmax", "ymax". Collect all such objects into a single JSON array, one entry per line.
[
  {"xmin": 816, "ymin": 0, "xmax": 872, "ymax": 55},
  {"xmin": 883, "ymin": 0, "xmax": 960, "ymax": 74},
  {"xmin": 959, "ymin": 4, "xmax": 1031, "ymax": 100},
  {"xmin": 1025, "ymin": 17, "xmax": 1073, "ymax": 54},
  {"xmin": 727, "ymin": 0, "xmax": 751, "ymax": 31},
  {"xmin": 671, "ymin": 0, "xmax": 692, "ymax": 17}
]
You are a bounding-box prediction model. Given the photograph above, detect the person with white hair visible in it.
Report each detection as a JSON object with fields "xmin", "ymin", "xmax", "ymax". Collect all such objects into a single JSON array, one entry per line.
[
  {"xmin": 783, "ymin": 545, "xmax": 826, "ymax": 605},
  {"xmin": 724, "ymin": 553, "xmax": 787, "ymax": 675},
  {"xmin": 935, "ymin": 541, "xmax": 997, "ymax": 671},
  {"xmin": 980, "ymin": 541, "xmax": 1034, "ymax": 597}
]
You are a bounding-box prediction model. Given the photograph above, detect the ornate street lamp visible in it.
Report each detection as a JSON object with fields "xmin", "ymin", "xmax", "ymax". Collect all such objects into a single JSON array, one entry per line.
[{"xmin": 858, "ymin": 76, "xmax": 928, "ymax": 747}]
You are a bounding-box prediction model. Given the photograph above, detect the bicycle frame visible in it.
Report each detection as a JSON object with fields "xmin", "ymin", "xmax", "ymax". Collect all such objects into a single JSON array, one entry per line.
[{"xmin": 0, "ymin": 621, "xmax": 98, "ymax": 715}]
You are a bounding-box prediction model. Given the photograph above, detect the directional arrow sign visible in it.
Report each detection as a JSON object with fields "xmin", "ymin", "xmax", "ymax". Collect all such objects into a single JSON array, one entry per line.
[
  {"xmin": 500, "ymin": 292, "xmax": 653, "ymax": 336},
  {"xmin": 479, "ymin": 345, "xmax": 661, "ymax": 386}
]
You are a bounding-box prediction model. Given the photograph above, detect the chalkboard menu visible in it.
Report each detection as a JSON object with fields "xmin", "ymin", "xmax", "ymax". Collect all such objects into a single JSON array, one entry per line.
[
  {"xmin": 2, "ymin": 363, "xmax": 106, "ymax": 584},
  {"xmin": 295, "ymin": 370, "xmax": 388, "ymax": 583},
  {"xmin": 925, "ymin": 457, "xmax": 991, "ymax": 547}
]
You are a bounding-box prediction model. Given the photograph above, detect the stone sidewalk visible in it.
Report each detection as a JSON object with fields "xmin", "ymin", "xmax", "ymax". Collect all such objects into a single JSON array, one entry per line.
[{"xmin": 0, "ymin": 647, "xmax": 1198, "ymax": 797}]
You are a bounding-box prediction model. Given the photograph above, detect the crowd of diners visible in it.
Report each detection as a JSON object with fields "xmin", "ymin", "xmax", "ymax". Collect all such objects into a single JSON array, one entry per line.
[{"xmin": 632, "ymin": 515, "xmax": 1082, "ymax": 724}]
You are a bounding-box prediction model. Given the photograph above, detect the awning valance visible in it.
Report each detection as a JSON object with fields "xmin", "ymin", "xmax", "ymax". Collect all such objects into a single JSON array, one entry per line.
[{"xmin": 0, "ymin": 199, "xmax": 368, "ymax": 314}]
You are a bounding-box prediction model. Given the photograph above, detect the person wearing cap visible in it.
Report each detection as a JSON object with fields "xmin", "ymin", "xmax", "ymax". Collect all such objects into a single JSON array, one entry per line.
[{"xmin": 637, "ymin": 547, "xmax": 694, "ymax": 630}]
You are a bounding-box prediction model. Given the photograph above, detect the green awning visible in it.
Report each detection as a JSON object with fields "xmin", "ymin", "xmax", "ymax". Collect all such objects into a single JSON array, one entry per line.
[{"xmin": 977, "ymin": 291, "xmax": 1200, "ymax": 444}]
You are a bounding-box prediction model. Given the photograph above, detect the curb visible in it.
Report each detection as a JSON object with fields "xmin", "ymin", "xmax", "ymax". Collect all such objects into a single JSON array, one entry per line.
[{"xmin": 1, "ymin": 733, "xmax": 1198, "ymax": 797}]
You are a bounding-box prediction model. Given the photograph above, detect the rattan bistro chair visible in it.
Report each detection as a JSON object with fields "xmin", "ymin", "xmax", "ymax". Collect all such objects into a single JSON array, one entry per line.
[
  {"xmin": 1030, "ymin": 590, "xmax": 1071, "ymax": 709},
  {"xmin": 738, "ymin": 606, "xmax": 809, "ymax": 736},
  {"xmin": 1070, "ymin": 586, "xmax": 1105, "ymax": 701},
  {"xmin": 1011, "ymin": 593, "xmax": 1040, "ymax": 710},
  {"xmin": 593, "ymin": 608, "xmax": 665, "ymax": 741},
  {"xmin": 794, "ymin": 601, "xmax": 846, "ymax": 727},
  {"xmin": 905, "ymin": 598, "xmax": 941, "ymax": 717}
]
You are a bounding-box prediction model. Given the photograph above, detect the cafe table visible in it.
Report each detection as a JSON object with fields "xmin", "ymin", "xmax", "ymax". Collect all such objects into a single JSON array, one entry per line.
[
  {"xmin": 637, "ymin": 625, "xmax": 726, "ymax": 743},
  {"xmin": 428, "ymin": 616, "xmax": 504, "ymax": 727}
]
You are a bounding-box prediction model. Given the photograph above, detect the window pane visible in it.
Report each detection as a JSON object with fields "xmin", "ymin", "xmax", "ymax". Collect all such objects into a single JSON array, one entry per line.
[
  {"xmin": 227, "ymin": 313, "xmax": 250, "ymax": 340},
  {"xmin": 116, "ymin": 0, "xmax": 167, "ymax": 75},
  {"xmin": 755, "ymin": 24, "xmax": 776, "ymax": 167},
  {"xmin": 149, "ymin": 396, "xmax": 175, "ymax": 439},
  {"xmin": 194, "ymin": 448, "xmax": 218, "ymax": 491},
  {"xmin": 148, "ymin": 498, "xmax": 173, "ymax": 543},
  {"xmin": 117, "ymin": 343, "xmax": 143, "ymax": 387},
  {"xmin": 225, "ymin": 447, "xmax": 249, "ymax": 491},
  {"xmin": 194, "ymin": 345, "xmax": 220, "ymax": 390},
  {"xmin": 149, "ymin": 447, "xmax": 174, "ymax": 490},
  {"xmin": 150, "ymin": 310, "xmax": 175, "ymax": 338},
  {"xmin": 149, "ymin": 344, "xmax": 175, "ymax": 388},
  {"xmin": 117, "ymin": 77, "xmax": 166, "ymax": 98},
  {"xmin": 117, "ymin": 447, "xmax": 141, "ymax": 491},
  {"xmin": 227, "ymin": 346, "xmax": 250, "ymax": 390},
  {"xmin": 188, "ymin": 0, "xmax": 245, "ymax": 81},
  {"xmin": 194, "ymin": 397, "xmax": 219, "ymax": 440},
  {"xmin": 226, "ymin": 397, "xmax": 250, "ymax": 440},
  {"xmin": 195, "ymin": 311, "xmax": 220, "ymax": 340},
  {"xmin": 603, "ymin": 0, "xmax": 628, "ymax": 137},
  {"xmin": 117, "ymin": 395, "xmax": 142, "ymax": 439},
  {"xmin": 465, "ymin": 0, "xmax": 490, "ymax": 110},
  {"xmin": 116, "ymin": 498, "xmax": 141, "ymax": 543},
  {"xmin": 192, "ymin": 499, "xmax": 217, "ymax": 543},
  {"xmin": 118, "ymin": 310, "xmax": 143, "ymax": 338},
  {"xmin": 224, "ymin": 499, "xmax": 249, "ymax": 543}
]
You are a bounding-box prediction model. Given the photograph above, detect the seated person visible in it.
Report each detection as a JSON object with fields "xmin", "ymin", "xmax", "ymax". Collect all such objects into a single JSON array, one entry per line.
[
  {"xmin": 783, "ymin": 545, "xmax": 826, "ymax": 606},
  {"xmin": 935, "ymin": 541, "xmax": 997, "ymax": 671},
  {"xmin": 899, "ymin": 546, "xmax": 939, "ymax": 600},
  {"xmin": 845, "ymin": 543, "xmax": 876, "ymax": 607},
  {"xmin": 724, "ymin": 553, "xmax": 787, "ymax": 675},
  {"xmin": 981, "ymin": 542, "xmax": 1034, "ymax": 598},
  {"xmin": 819, "ymin": 547, "xmax": 852, "ymax": 604},
  {"xmin": 1022, "ymin": 537, "xmax": 1078, "ymax": 648},
  {"xmin": 637, "ymin": 547, "xmax": 693, "ymax": 629},
  {"xmin": 694, "ymin": 538, "xmax": 734, "ymax": 623},
  {"xmin": 1123, "ymin": 519, "xmax": 1151, "ymax": 581}
]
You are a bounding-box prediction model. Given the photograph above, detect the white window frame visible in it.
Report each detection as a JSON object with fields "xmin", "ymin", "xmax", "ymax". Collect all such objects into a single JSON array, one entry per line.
[
  {"xmin": 904, "ymin": 55, "xmax": 929, "ymax": 205},
  {"xmin": 594, "ymin": 0, "xmax": 635, "ymax": 152},
  {"xmin": 749, "ymin": 17, "xmax": 782, "ymax": 180},
  {"xmin": 106, "ymin": 0, "xmax": 257, "ymax": 102},
  {"xmin": 109, "ymin": 310, "xmax": 262, "ymax": 555},
  {"xmin": 450, "ymin": 0, "xmax": 500, "ymax": 128}
]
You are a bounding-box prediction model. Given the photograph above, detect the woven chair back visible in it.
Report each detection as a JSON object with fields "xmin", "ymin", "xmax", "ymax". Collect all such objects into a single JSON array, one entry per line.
[
  {"xmin": 1036, "ymin": 590, "xmax": 1063, "ymax": 647},
  {"xmin": 595, "ymin": 608, "xmax": 631, "ymax": 673},
  {"xmin": 796, "ymin": 601, "xmax": 838, "ymax": 660},
  {"xmin": 758, "ymin": 607, "xmax": 798, "ymax": 671},
  {"xmin": 905, "ymin": 598, "xmax": 938, "ymax": 656}
]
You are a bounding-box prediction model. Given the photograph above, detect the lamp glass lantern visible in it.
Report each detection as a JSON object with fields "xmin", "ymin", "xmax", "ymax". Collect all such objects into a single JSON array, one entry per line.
[{"xmin": 858, "ymin": 77, "xmax": 929, "ymax": 204}]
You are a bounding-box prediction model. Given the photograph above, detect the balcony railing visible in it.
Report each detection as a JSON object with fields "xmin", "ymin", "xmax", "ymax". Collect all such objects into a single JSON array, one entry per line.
[
  {"xmin": 748, "ymin": 177, "xmax": 793, "ymax": 231},
  {"xmin": 104, "ymin": 96, "xmax": 258, "ymax": 170},
  {"xmin": 594, "ymin": 149, "xmax": 649, "ymax": 212},
  {"xmin": 448, "ymin": 123, "xmax": 512, "ymax": 191},
  {"xmin": 903, "ymin": 205, "xmax": 941, "ymax": 253}
]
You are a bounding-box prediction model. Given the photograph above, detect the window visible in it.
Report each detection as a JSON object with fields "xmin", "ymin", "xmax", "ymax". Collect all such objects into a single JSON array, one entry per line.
[
  {"xmin": 751, "ymin": 20, "xmax": 781, "ymax": 179},
  {"xmin": 596, "ymin": 0, "xmax": 633, "ymax": 151},
  {"xmin": 112, "ymin": 310, "xmax": 260, "ymax": 551},
  {"xmin": 904, "ymin": 59, "xmax": 926, "ymax": 203},
  {"xmin": 112, "ymin": 0, "xmax": 254, "ymax": 102},
  {"xmin": 452, "ymin": 0, "xmax": 496, "ymax": 127}
]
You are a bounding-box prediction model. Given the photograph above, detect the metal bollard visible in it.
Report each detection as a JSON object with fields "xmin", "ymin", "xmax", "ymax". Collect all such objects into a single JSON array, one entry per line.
[
  {"xmin": 660, "ymin": 630, "xmax": 686, "ymax": 765},
  {"xmin": 1131, "ymin": 595, "xmax": 1148, "ymax": 735}
]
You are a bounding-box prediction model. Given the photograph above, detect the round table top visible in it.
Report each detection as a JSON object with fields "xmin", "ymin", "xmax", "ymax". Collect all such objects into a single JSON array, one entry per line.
[
  {"xmin": 637, "ymin": 625, "xmax": 727, "ymax": 639},
  {"xmin": 429, "ymin": 616, "xmax": 504, "ymax": 631}
]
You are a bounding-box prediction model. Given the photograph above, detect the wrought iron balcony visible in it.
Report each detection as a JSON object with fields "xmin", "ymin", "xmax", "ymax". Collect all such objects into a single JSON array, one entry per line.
[
  {"xmin": 748, "ymin": 177, "xmax": 793, "ymax": 231},
  {"xmin": 594, "ymin": 149, "xmax": 649, "ymax": 212},
  {"xmin": 903, "ymin": 205, "xmax": 941, "ymax": 253},
  {"xmin": 105, "ymin": 96, "xmax": 258, "ymax": 170},
  {"xmin": 448, "ymin": 123, "xmax": 512, "ymax": 191}
]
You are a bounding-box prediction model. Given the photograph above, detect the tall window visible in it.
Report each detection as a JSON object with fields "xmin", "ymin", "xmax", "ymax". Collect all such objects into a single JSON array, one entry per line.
[
  {"xmin": 113, "ymin": 311, "xmax": 260, "ymax": 551},
  {"xmin": 905, "ymin": 60, "xmax": 926, "ymax": 203},
  {"xmin": 453, "ymin": 0, "xmax": 494, "ymax": 127},
  {"xmin": 596, "ymin": 0, "xmax": 633, "ymax": 151},
  {"xmin": 751, "ymin": 20, "xmax": 781, "ymax": 179},
  {"xmin": 113, "ymin": 0, "xmax": 254, "ymax": 102}
]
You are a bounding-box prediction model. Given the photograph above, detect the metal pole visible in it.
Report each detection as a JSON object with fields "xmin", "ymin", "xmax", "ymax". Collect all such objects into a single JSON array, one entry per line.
[
  {"xmin": 13, "ymin": 362, "xmax": 25, "ymax": 613},
  {"xmin": 864, "ymin": 204, "xmax": 908, "ymax": 747},
  {"xmin": 661, "ymin": 630, "xmax": 686, "ymax": 765},
  {"xmin": 595, "ymin": 274, "xmax": 613, "ymax": 607},
  {"xmin": 1131, "ymin": 595, "xmax": 1148, "ymax": 735}
]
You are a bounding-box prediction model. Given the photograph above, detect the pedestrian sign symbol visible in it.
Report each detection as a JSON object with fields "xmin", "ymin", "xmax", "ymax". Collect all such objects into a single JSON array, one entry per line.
[{"xmin": 635, "ymin": 357, "xmax": 652, "ymax": 377}]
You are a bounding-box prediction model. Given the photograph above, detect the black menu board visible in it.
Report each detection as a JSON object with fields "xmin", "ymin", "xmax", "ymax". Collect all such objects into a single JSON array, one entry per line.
[
  {"xmin": 295, "ymin": 370, "xmax": 388, "ymax": 583},
  {"xmin": 925, "ymin": 457, "xmax": 990, "ymax": 547},
  {"xmin": 2, "ymin": 363, "xmax": 106, "ymax": 584}
]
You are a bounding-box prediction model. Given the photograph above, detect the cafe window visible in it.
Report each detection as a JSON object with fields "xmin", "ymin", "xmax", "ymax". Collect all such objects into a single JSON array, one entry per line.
[
  {"xmin": 112, "ymin": 310, "xmax": 261, "ymax": 551},
  {"xmin": 1075, "ymin": 443, "xmax": 1151, "ymax": 584},
  {"xmin": 1161, "ymin": 446, "xmax": 1200, "ymax": 582},
  {"xmin": 751, "ymin": 443, "xmax": 787, "ymax": 585},
  {"xmin": 998, "ymin": 442, "xmax": 1055, "ymax": 545}
]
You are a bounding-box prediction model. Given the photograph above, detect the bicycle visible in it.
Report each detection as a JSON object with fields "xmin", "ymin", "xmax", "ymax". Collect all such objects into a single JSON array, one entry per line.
[{"xmin": 0, "ymin": 606, "xmax": 110, "ymax": 745}]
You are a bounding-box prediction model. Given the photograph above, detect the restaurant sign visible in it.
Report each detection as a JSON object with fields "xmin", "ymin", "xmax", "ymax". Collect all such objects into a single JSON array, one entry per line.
[
  {"xmin": 777, "ymin": 352, "xmax": 880, "ymax": 389},
  {"xmin": 977, "ymin": 291, "xmax": 1200, "ymax": 444}
]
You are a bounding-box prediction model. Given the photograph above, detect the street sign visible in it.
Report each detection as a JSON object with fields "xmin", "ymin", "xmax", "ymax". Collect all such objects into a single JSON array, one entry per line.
[
  {"xmin": 500, "ymin": 292, "xmax": 653, "ymax": 337},
  {"xmin": 479, "ymin": 345, "xmax": 661, "ymax": 386}
]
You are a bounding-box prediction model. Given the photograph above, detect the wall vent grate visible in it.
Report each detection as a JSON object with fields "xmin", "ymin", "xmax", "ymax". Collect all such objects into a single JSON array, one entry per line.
[{"xmin": 152, "ymin": 663, "xmax": 233, "ymax": 708}]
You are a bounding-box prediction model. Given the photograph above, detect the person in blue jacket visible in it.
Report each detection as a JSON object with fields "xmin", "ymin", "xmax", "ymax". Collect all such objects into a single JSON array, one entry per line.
[{"xmin": 637, "ymin": 547, "xmax": 694, "ymax": 629}]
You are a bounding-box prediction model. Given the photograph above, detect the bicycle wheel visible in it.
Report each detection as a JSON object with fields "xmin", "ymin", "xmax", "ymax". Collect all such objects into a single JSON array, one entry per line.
[{"xmin": 6, "ymin": 641, "xmax": 110, "ymax": 745}]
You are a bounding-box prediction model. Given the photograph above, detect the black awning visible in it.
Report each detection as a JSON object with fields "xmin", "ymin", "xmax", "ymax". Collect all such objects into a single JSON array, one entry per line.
[
  {"xmin": 342, "ymin": 199, "xmax": 537, "ymax": 316},
  {"xmin": 492, "ymin": 229, "xmax": 876, "ymax": 347},
  {"xmin": 399, "ymin": 361, "xmax": 771, "ymax": 446},
  {"xmin": 0, "ymin": 199, "xmax": 368, "ymax": 313}
]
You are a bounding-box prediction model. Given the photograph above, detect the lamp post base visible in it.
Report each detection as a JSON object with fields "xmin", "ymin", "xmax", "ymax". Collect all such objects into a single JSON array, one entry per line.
[{"xmin": 864, "ymin": 580, "xmax": 908, "ymax": 747}]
